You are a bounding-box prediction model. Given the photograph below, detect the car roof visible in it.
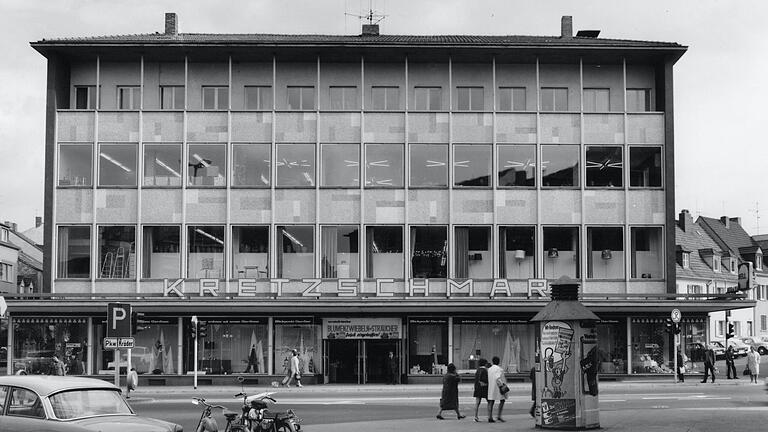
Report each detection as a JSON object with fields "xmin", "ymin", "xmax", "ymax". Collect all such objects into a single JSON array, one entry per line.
[{"xmin": 0, "ymin": 376, "xmax": 119, "ymax": 397}]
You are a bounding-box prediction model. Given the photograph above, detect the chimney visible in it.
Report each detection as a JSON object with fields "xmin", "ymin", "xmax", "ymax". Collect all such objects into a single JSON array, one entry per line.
[
  {"xmin": 561, "ymin": 15, "xmax": 573, "ymax": 39},
  {"xmin": 35, "ymin": 216, "xmax": 42, "ymax": 228},
  {"xmin": 679, "ymin": 209, "xmax": 694, "ymax": 232},
  {"xmin": 720, "ymin": 216, "xmax": 730, "ymax": 229},
  {"xmin": 10, "ymin": 222, "xmax": 17, "ymax": 232},
  {"xmin": 362, "ymin": 24, "xmax": 379, "ymax": 36},
  {"xmin": 165, "ymin": 12, "xmax": 178, "ymax": 35},
  {"xmin": 730, "ymin": 217, "xmax": 742, "ymax": 226}
]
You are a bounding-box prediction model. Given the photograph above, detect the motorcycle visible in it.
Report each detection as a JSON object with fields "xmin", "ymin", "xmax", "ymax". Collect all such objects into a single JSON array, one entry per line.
[
  {"xmin": 241, "ymin": 391, "xmax": 302, "ymax": 432},
  {"xmin": 191, "ymin": 396, "xmax": 246, "ymax": 432}
]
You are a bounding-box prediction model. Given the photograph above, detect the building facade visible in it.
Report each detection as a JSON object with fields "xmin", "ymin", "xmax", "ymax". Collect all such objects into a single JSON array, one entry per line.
[{"xmin": 10, "ymin": 14, "xmax": 745, "ymax": 383}]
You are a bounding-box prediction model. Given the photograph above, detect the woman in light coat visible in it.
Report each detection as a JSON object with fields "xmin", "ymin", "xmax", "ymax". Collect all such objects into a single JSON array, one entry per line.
[
  {"xmin": 747, "ymin": 346, "xmax": 761, "ymax": 383},
  {"xmin": 486, "ymin": 356, "xmax": 507, "ymax": 422}
]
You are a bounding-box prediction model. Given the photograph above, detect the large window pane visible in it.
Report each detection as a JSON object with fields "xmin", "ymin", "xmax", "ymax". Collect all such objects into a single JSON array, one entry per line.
[
  {"xmin": 371, "ymin": 86, "xmax": 400, "ymax": 110},
  {"xmin": 233, "ymin": 144, "xmax": 270, "ymax": 187},
  {"xmin": 455, "ymin": 226, "xmax": 491, "ymax": 279},
  {"xmin": 57, "ymin": 226, "xmax": 91, "ymax": 279},
  {"xmin": 97, "ymin": 226, "xmax": 136, "ymax": 279},
  {"xmin": 631, "ymin": 227, "xmax": 663, "ymax": 279},
  {"xmin": 13, "ymin": 318, "xmax": 88, "ymax": 376},
  {"xmin": 366, "ymin": 226, "xmax": 403, "ymax": 278},
  {"xmin": 329, "ymin": 86, "xmax": 359, "ymax": 110},
  {"xmin": 413, "ymin": 87, "xmax": 442, "ymax": 110},
  {"xmin": 245, "ymin": 86, "xmax": 272, "ymax": 110},
  {"xmin": 321, "ymin": 144, "xmax": 359, "ymax": 187},
  {"xmin": 583, "ymin": 88, "xmax": 610, "ymax": 112},
  {"xmin": 276, "ymin": 144, "xmax": 315, "ymax": 187},
  {"xmin": 587, "ymin": 227, "xmax": 624, "ymax": 279},
  {"xmin": 193, "ymin": 319, "xmax": 269, "ymax": 374},
  {"xmin": 586, "ymin": 146, "xmax": 623, "ymax": 187},
  {"xmin": 500, "ymin": 226, "xmax": 535, "ymax": 279},
  {"xmin": 287, "ymin": 86, "xmax": 315, "ymax": 110},
  {"xmin": 233, "ymin": 226, "xmax": 269, "ymax": 279},
  {"xmin": 408, "ymin": 318, "xmax": 447, "ymax": 375},
  {"xmin": 629, "ymin": 147, "xmax": 662, "ymax": 187},
  {"xmin": 365, "ymin": 144, "xmax": 403, "ymax": 187},
  {"xmin": 543, "ymin": 226, "xmax": 579, "ymax": 279},
  {"xmin": 188, "ymin": 144, "xmax": 226, "ymax": 187},
  {"xmin": 596, "ymin": 321, "xmax": 628, "ymax": 373},
  {"xmin": 187, "ymin": 226, "xmax": 225, "ymax": 278},
  {"xmin": 114, "ymin": 319, "xmax": 177, "ymax": 374},
  {"xmin": 144, "ymin": 144, "xmax": 182, "ymax": 187},
  {"xmin": 453, "ymin": 321, "xmax": 535, "ymax": 372},
  {"xmin": 142, "ymin": 226, "xmax": 180, "ymax": 279},
  {"xmin": 274, "ymin": 320, "xmax": 321, "ymax": 376},
  {"xmin": 453, "ymin": 145, "xmax": 491, "ymax": 187},
  {"xmin": 541, "ymin": 146, "xmax": 579, "ymax": 187},
  {"xmin": 411, "ymin": 226, "xmax": 447, "ymax": 278},
  {"xmin": 321, "ymin": 226, "xmax": 359, "ymax": 278},
  {"xmin": 497, "ymin": 87, "xmax": 526, "ymax": 111},
  {"xmin": 456, "ymin": 87, "xmax": 484, "ymax": 111},
  {"xmin": 277, "ymin": 226, "xmax": 314, "ymax": 278},
  {"xmin": 98, "ymin": 144, "xmax": 137, "ymax": 186},
  {"xmin": 59, "ymin": 144, "xmax": 92, "ymax": 186},
  {"xmin": 541, "ymin": 87, "xmax": 568, "ymax": 111},
  {"xmin": 627, "ymin": 89, "xmax": 651, "ymax": 112},
  {"xmin": 410, "ymin": 144, "xmax": 447, "ymax": 187},
  {"xmin": 498, "ymin": 145, "xmax": 535, "ymax": 187}
]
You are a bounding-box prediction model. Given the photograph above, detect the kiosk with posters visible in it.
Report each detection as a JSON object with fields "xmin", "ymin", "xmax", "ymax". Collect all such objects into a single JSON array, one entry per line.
[{"xmin": 322, "ymin": 318, "xmax": 402, "ymax": 384}]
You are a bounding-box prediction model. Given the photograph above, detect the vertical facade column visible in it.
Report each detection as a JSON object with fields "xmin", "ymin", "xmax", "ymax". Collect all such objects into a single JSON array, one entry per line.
[
  {"xmin": 86, "ymin": 316, "xmax": 93, "ymax": 375},
  {"xmin": 622, "ymin": 58, "xmax": 630, "ymax": 292},
  {"xmin": 177, "ymin": 317, "xmax": 184, "ymax": 376},
  {"xmin": 447, "ymin": 56, "xmax": 453, "ymax": 281},
  {"xmin": 226, "ymin": 56, "xmax": 233, "ymax": 293},
  {"xmin": 404, "ymin": 56, "xmax": 410, "ymax": 283},
  {"xmin": 6, "ymin": 314, "xmax": 13, "ymax": 375},
  {"xmin": 626, "ymin": 316, "xmax": 633, "ymax": 374},
  {"xmin": 315, "ymin": 55, "xmax": 321, "ymax": 279},
  {"xmin": 491, "ymin": 56, "xmax": 499, "ymax": 279},
  {"xmin": 535, "ymin": 58, "xmax": 543, "ymax": 279},
  {"xmin": 137, "ymin": 56, "xmax": 144, "ymax": 293},
  {"xmin": 447, "ymin": 316, "xmax": 453, "ymax": 364},
  {"xmin": 359, "ymin": 55, "xmax": 366, "ymax": 290},
  {"xmin": 579, "ymin": 58, "xmax": 586, "ymax": 286},
  {"xmin": 268, "ymin": 316, "xmax": 274, "ymax": 375},
  {"xmin": 91, "ymin": 56, "xmax": 100, "ymax": 294},
  {"xmin": 181, "ymin": 57, "xmax": 189, "ymax": 281},
  {"xmin": 270, "ymin": 55, "xmax": 277, "ymax": 281}
]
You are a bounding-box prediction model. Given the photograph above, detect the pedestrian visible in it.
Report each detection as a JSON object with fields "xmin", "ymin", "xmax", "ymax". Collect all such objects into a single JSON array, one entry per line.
[
  {"xmin": 676, "ymin": 349, "xmax": 686, "ymax": 383},
  {"xmin": 126, "ymin": 367, "xmax": 138, "ymax": 399},
  {"xmin": 472, "ymin": 358, "xmax": 488, "ymax": 422},
  {"xmin": 284, "ymin": 349, "xmax": 303, "ymax": 388},
  {"xmin": 747, "ymin": 346, "xmax": 761, "ymax": 384},
  {"xmin": 436, "ymin": 363, "xmax": 464, "ymax": 420},
  {"xmin": 700, "ymin": 344, "xmax": 716, "ymax": 383},
  {"xmin": 52, "ymin": 355, "xmax": 65, "ymax": 376},
  {"xmin": 486, "ymin": 356, "xmax": 508, "ymax": 422},
  {"xmin": 386, "ymin": 351, "xmax": 398, "ymax": 385},
  {"xmin": 725, "ymin": 345, "xmax": 737, "ymax": 379},
  {"xmin": 529, "ymin": 367, "xmax": 536, "ymax": 417},
  {"xmin": 245, "ymin": 344, "xmax": 259, "ymax": 373}
]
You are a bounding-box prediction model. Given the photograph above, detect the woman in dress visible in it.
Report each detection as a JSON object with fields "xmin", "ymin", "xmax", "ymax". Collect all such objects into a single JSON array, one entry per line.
[
  {"xmin": 486, "ymin": 356, "xmax": 508, "ymax": 422},
  {"xmin": 472, "ymin": 359, "xmax": 488, "ymax": 422},
  {"xmin": 436, "ymin": 363, "xmax": 465, "ymax": 420},
  {"xmin": 747, "ymin": 346, "xmax": 761, "ymax": 383}
]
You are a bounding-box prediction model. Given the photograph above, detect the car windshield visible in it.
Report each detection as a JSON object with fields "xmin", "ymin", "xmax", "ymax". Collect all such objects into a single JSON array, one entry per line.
[{"xmin": 49, "ymin": 389, "xmax": 133, "ymax": 420}]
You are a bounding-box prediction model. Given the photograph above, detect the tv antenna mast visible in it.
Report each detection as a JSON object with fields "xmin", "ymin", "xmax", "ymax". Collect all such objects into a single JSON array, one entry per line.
[
  {"xmin": 345, "ymin": 0, "xmax": 387, "ymax": 26},
  {"xmin": 748, "ymin": 201, "xmax": 761, "ymax": 234}
]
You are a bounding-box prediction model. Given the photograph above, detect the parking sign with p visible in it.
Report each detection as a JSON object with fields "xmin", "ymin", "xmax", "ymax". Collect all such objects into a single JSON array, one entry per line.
[{"xmin": 107, "ymin": 302, "xmax": 131, "ymax": 338}]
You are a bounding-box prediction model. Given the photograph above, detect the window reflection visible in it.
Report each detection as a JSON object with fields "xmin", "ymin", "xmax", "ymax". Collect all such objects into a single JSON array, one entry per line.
[
  {"xmin": 366, "ymin": 226, "xmax": 403, "ymax": 278},
  {"xmin": 233, "ymin": 226, "xmax": 269, "ymax": 279},
  {"xmin": 187, "ymin": 144, "xmax": 226, "ymax": 187},
  {"xmin": 98, "ymin": 226, "xmax": 136, "ymax": 279},
  {"xmin": 99, "ymin": 144, "xmax": 137, "ymax": 187},
  {"xmin": 59, "ymin": 144, "xmax": 92, "ymax": 186},
  {"xmin": 321, "ymin": 144, "xmax": 359, "ymax": 187},
  {"xmin": 321, "ymin": 226, "xmax": 359, "ymax": 278},
  {"xmin": 410, "ymin": 144, "xmax": 447, "ymax": 187},
  {"xmin": 586, "ymin": 146, "xmax": 623, "ymax": 187},
  {"xmin": 187, "ymin": 226, "xmax": 225, "ymax": 278},
  {"xmin": 499, "ymin": 226, "xmax": 535, "ymax": 279},
  {"xmin": 233, "ymin": 144, "xmax": 270, "ymax": 187},
  {"xmin": 365, "ymin": 144, "xmax": 403, "ymax": 187},
  {"xmin": 277, "ymin": 226, "xmax": 314, "ymax": 278},
  {"xmin": 629, "ymin": 147, "xmax": 662, "ymax": 187},
  {"xmin": 587, "ymin": 227, "xmax": 624, "ymax": 279},
  {"xmin": 411, "ymin": 226, "xmax": 447, "ymax": 278},
  {"xmin": 543, "ymin": 226, "xmax": 579, "ymax": 279},
  {"xmin": 276, "ymin": 144, "xmax": 315, "ymax": 187},
  {"xmin": 142, "ymin": 226, "xmax": 180, "ymax": 279},
  {"xmin": 453, "ymin": 145, "xmax": 491, "ymax": 187},
  {"xmin": 144, "ymin": 144, "xmax": 181, "ymax": 187},
  {"xmin": 541, "ymin": 146, "xmax": 579, "ymax": 187},
  {"xmin": 498, "ymin": 145, "xmax": 535, "ymax": 187}
]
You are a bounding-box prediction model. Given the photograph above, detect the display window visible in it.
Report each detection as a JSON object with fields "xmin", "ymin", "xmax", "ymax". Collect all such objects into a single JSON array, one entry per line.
[
  {"xmin": 594, "ymin": 320, "xmax": 627, "ymax": 374},
  {"xmin": 274, "ymin": 318, "xmax": 321, "ymax": 377},
  {"xmin": 96, "ymin": 317, "xmax": 178, "ymax": 375},
  {"xmin": 13, "ymin": 317, "xmax": 88, "ymax": 375},
  {"xmin": 408, "ymin": 318, "xmax": 448, "ymax": 375},
  {"xmin": 192, "ymin": 318, "xmax": 269, "ymax": 375},
  {"xmin": 452, "ymin": 318, "xmax": 535, "ymax": 373},
  {"xmin": 630, "ymin": 317, "xmax": 670, "ymax": 374}
]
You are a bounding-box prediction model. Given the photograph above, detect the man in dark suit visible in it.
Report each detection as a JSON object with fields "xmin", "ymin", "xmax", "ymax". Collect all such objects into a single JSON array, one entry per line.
[
  {"xmin": 701, "ymin": 344, "xmax": 716, "ymax": 383},
  {"xmin": 725, "ymin": 346, "xmax": 738, "ymax": 379},
  {"xmin": 386, "ymin": 351, "xmax": 398, "ymax": 384}
]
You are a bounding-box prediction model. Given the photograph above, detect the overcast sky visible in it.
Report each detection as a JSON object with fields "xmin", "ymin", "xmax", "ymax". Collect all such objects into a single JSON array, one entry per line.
[{"xmin": 1, "ymin": 0, "xmax": 766, "ymax": 234}]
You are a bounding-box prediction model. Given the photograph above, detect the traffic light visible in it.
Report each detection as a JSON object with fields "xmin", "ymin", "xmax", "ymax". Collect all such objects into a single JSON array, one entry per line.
[
  {"xmin": 674, "ymin": 323, "xmax": 682, "ymax": 335},
  {"xmin": 131, "ymin": 312, "xmax": 147, "ymax": 335},
  {"xmin": 190, "ymin": 321, "xmax": 197, "ymax": 339},
  {"xmin": 726, "ymin": 322, "xmax": 735, "ymax": 339},
  {"xmin": 198, "ymin": 321, "xmax": 208, "ymax": 339},
  {"xmin": 664, "ymin": 318, "xmax": 674, "ymax": 333}
]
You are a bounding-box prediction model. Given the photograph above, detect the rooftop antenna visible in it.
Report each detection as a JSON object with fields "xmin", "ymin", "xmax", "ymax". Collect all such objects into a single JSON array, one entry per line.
[
  {"xmin": 345, "ymin": 0, "xmax": 387, "ymax": 27},
  {"xmin": 748, "ymin": 201, "xmax": 761, "ymax": 234}
]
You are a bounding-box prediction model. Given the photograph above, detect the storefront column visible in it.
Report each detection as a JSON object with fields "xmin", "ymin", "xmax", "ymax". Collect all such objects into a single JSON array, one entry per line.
[
  {"xmin": 447, "ymin": 316, "xmax": 453, "ymax": 365},
  {"xmin": 86, "ymin": 317, "xmax": 93, "ymax": 375},
  {"xmin": 626, "ymin": 316, "xmax": 632, "ymax": 374},
  {"xmin": 177, "ymin": 317, "xmax": 183, "ymax": 376},
  {"xmin": 6, "ymin": 314, "xmax": 12, "ymax": 376},
  {"xmin": 268, "ymin": 317, "xmax": 274, "ymax": 375}
]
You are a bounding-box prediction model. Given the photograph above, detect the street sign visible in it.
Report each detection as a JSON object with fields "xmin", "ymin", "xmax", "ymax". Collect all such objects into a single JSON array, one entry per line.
[
  {"xmin": 106, "ymin": 303, "xmax": 132, "ymax": 338},
  {"xmin": 671, "ymin": 308, "xmax": 681, "ymax": 323},
  {"xmin": 118, "ymin": 337, "xmax": 135, "ymax": 349},
  {"xmin": 103, "ymin": 337, "xmax": 118, "ymax": 350}
]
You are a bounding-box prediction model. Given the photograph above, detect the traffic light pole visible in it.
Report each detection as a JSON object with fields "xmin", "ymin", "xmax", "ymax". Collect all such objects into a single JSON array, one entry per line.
[
  {"xmin": 674, "ymin": 330, "xmax": 678, "ymax": 383},
  {"xmin": 191, "ymin": 315, "xmax": 198, "ymax": 389}
]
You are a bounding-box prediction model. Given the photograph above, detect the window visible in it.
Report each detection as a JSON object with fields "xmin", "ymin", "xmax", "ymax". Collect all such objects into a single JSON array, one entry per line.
[
  {"xmin": 143, "ymin": 144, "xmax": 182, "ymax": 187},
  {"xmin": 0, "ymin": 262, "xmax": 12, "ymax": 282},
  {"xmin": 761, "ymin": 315, "xmax": 767, "ymax": 332},
  {"xmin": 627, "ymin": 88, "xmax": 651, "ymax": 112},
  {"xmin": 631, "ymin": 227, "xmax": 663, "ymax": 279},
  {"xmin": 188, "ymin": 144, "xmax": 226, "ymax": 187},
  {"xmin": 413, "ymin": 86, "xmax": 442, "ymax": 110},
  {"xmin": 366, "ymin": 226, "xmax": 403, "ymax": 278},
  {"xmin": 49, "ymin": 389, "xmax": 132, "ymax": 419},
  {"xmin": 500, "ymin": 226, "xmax": 535, "ymax": 279},
  {"xmin": 456, "ymin": 86, "xmax": 484, "ymax": 111},
  {"xmin": 498, "ymin": 145, "xmax": 535, "ymax": 187},
  {"xmin": 276, "ymin": 144, "xmax": 315, "ymax": 187},
  {"xmin": 329, "ymin": 86, "xmax": 359, "ymax": 110},
  {"xmin": 202, "ymin": 86, "xmax": 228, "ymax": 110},
  {"xmin": 587, "ymin": 227, "xmax": 624, "ymax": 279},
  {"xmin": 277, "ymin": 226, "xmax": 314, "ymax": 278},
  {"xmin": 232, "ymin": 144, "xmax": 270, "ymax": 187},
  {"xmin": 541, "ymin": 146, "xmax": 579, "ymax": 187},
  {"xmin": 629, "ymin": 147, "xmax": 662, "ymax": 187},
  {"xmin": 233, "ymin": 226, "xmax": 269, "ymax": 279},
  {"xmin": 410, "ymin": 144, "xmax": 447, "ymax": 187},
  {"xmin": 454, "ymin": 226, "xmax": 491, "ymax": 279},
  {"xmin": 287, "ymin": 86, "xmax": 315, "ymax": 110},
  {"xmin": 117, "ymin": 86, "xmax": 140, "ymax": 110},
  {"xmin": 713, "ymin": 255, "xmax": 721, "ymax": 272},
  {"xmin": 321, "ymin": 226, "xmax": 359, "ymax": 278},
  {"xmin": 540, "ymin": 87, "xmax": 568, "ymax": 111},
  {"xmin": 371, "ymin": 86, "xmax": 400, "ymax": 110},
  {"xmin": 717, "ymin": 320, "xmax": 725, "ymax": 337},
  {"xmin": 408, "ymin": 318, "xmax": 448, "ymax": 374},
  {"xmin": 586, "ymin": 146, "xmax": 623, "ymax": 187},
  {"xmin": 682, "ymin": 252, "xmax": 690, "ymax": 269},
  {"xmin": 497, "ymin": 87, "xmax": 526, "ymax": 111},
  {"xmin": 8, "ymin": 387, "xmax": 45, "ymax": 419},
  {"xmin": 0, "ymin": 227, "xmax": 7, "ymax": 242},
  {"xmin": 748, "ymin": 321, "xmax": 754, "ymax": 336},
  {"xmin": 75, "ymin": 85, "xmax": 98, "ymax": 109},
  {"xmin": 730, "ymin": 258, "xmax": 737, "ymax": 274},
  {"xmin": 98, "ymin": 226, "xmax": 136, "ymax": 279},
  {"xmin": 98, "ymin": 144, "xmax": 137, "ymax": 187},
  {"xmin": 543, "ymin": 226, "xmax": 580, "ymax": 279},
  {"xmin": 0, "ymin": 386, "xmax": 6, "ymax": 413},
  {"xmin": 321, "ymin": 144, "xmax": 359, "ymax": 187},
  {"xmin": 365, "ymin": 144, "xmax": 403, "ymax": 187},
  {"xmin": 161, "ymin": 85, "xmax": 185, "ymax": 110},
  {"xmin": 583, "ymin": 88, "xmax": 610, "ymax": 112},
  {"xmin": 756, "ymin": 255, "xmax": 763, "ymax": 271},
  {"xmin": 58, "ymin": 144, "xmax": 92, "ymax": 186},
  {"xmin": 734, "ymin": 321, "xmax": 742, "ymax": 336},
  {"xmin": 188, "ymin": 226, "xmax": 225, "ymax": 279},
  {"xmin": 411, "ymin": 226, "xmax": 447, "ymax": 278},
  {"xmin": 453, "ymin": 145, "xmax": 491, "ymax": 187},
  {"xmin": 245, "ymin": 86, "xmax": 273, "ymax": 110},
  {"xmin": 57, "ymin": 226, "xmax": 91, "ymax": 279},
  {"xmin": 141, "ymin": 226, "xmax": 180, "ymax": 279},
  {"xmin": 453, "ymin": 321, "xmax": 536, "ymax": 373}
]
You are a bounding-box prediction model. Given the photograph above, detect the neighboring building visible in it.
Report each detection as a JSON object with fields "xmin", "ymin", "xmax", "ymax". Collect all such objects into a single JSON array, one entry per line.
[
  {"xmin": 698, "ymin": 216, "xmax": 768, "ymax": 340},
  {"xmin": 0, "ymin": 223, "xmax": 18, "ymax": 294},
  {"xmin": 14, "ymin": 13, "xmax": 742, "ymax": 382}
]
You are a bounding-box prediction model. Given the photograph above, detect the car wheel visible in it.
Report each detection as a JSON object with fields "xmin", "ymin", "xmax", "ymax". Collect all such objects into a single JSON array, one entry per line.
[{"xmin": 759, "ymin": 347, "xmax": 767, "ymax": 355}]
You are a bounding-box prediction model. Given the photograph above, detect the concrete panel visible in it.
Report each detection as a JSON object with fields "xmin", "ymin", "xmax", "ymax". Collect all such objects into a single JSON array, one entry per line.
[
  {"xmin": 539, "ymin": 63, "xmax": 581, "ymax": 111},
  {"xmin": 231, "ymin": 61, "xmax": 273, "ymax": 110},
  {"xmin": 138, "ymin": 280, "xmax": 165, "ymax": 295},
  {"xmin": 452, "ymin": 190, "xmax": 493, "ymax": 224},
  {"xmin": 142, "ymin": 189, "xmax": 182, "ymax": 223},
  {"xmin": 627, "ymin": 281, "xmax": 667, "ymax": 294},
  {"xmin": 582, "ymin": 281, "xmax": 625, "ymax": 294},
  {"xmin": 540, "ymin": 190, "xmax": 582, "ymax": 224},
  {"xmin": 143, "ymin": 112, "xmax": 184, "ymax": 142},
  {"xmin": 363, "ymin": 113, "xmax": 405, "ymax": 143},
  {"xmin": 93, "ymin": 280, "xmax": 137, "ymax": 293},
  {"xmin": 275, "ymin": 112, "xmax": 317, "ymax": 142},
  {"xmin": 452, "ymin": 62, "xmax": 493, "ymax": 111},
  {"xmin": 319, "ymin": 189, "xmax": 360, "ymax": 224},
  {"xmin": 95, "ymin": 189, "xmax": 138, "ymax": 223},
  {"xmin": 98, "ymin": 112, "xmax": 140, "ymax": 142},
  {"xmin": 52, "ymin": 280, "xmax": 91, "ymax": 294},
  {"xmin": 186, "ymin": 189, "xmax": 226, "ymax": 223},
  {"xmin": 56, "ymin": 189, "xmax": 93, "ymax": 223},
  {"xmin": 361, "ymin": 280, "xmax": 407, "ymax": 296},
  {"xmin": 496, "ymin": 113, "xmax": 536, "ymax": 143},
  {"xmin": 582, "ymin": 63, "xmax": 624, "ymax": 112},
  {"xmin": 58, "ymin": 112, "xmax": 94, "ymax": 142},
  {"xmin": 230, "ymin": 189, "xmax": 272, "ymax": 224},
  {"xmin": 274, "ymin": 189, "xmax": 316, "ymax": 223},
  {"xmin": 188, "ymin": 62, "xmax": 229, "ymax": 110},
  {"xmin": 69, "ymin": 60, "xmax": 97, "ymax": 109},
  {"xmin": 319, "ymin": 112, "xmax": 361, "ymax": 142},
  {"xmin": 408, "ymin": 190, "xmax": 449, "ymax": 224},
  {"xmin": 495, "ymin": 63, "xmax": 537, "ymax": 111},
  {"xmin": 495, "ymin": 190, "xmax": 537, "ymax": 224},
  {"xmin": 363, "ymin": 62, "xmax": 405, "ymax": 110},
  {"xmin": 540, "ymin": 113, "xmax": 580, "ymax": 144},
  {"xmin": 453, "ymin": 113, "xmax": 493, "ymax": 143},
  {"xmin": 408, "ymin": 113, "xmax": 448, "ymax": 142},
  {"xmin": 231, "ymin": 112, "xmax": 272, "ymax": 142},
  {"xmin": 627, "ymin": 190, "xmax": 666, "ymax": 225},
  {"xmin": 99, "ymin": 61, "xmax": 141, "ymax": 110},
  {"xmin": 364, "ymin": 189, "xmax": 404, "ymax": 224},
  {"xmin": 187, "ymin": 112, "xmax": 228, "ymax": 142},
  {"xmin": 627, "ymin": 114, "xmax": 664, "ymax": 144},
  {"xmin": 583, "ymin": 114, "xmax": 624, "ymax": 144},
  {"xmin": 583, "ymin": 190, "xmax": 624, "ymax": 224}
]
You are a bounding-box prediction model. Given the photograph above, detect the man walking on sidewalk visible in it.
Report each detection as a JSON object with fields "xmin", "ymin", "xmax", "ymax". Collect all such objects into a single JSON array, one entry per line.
[
  {"xmin": 701, "ymin": 344, "xmax": 716, "ymax": 383},
  {"xmin": 725, "ymin": 346, "xmax": 738, "ymax": 379}
]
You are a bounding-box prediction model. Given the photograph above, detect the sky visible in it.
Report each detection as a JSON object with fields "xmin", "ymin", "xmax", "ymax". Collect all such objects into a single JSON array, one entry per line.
[{"xmin": 0, "ymin": 0, "xmax": 766, "ymax": 234}]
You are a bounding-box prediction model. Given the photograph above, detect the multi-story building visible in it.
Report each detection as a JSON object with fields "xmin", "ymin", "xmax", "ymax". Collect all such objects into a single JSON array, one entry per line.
[{"xmin": 10, "ymin": 14, "xmax": 746, "ymax": 383}]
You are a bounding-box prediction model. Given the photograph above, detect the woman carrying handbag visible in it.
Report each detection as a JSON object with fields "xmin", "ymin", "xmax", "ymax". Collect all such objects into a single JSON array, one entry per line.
[
  {"xmin": 472, "ymin": 359, "xmax": 489, "ymax": 422},
  {"xmin": 486, "ymin": 356, "xmax": 509, "ymax": 422}
]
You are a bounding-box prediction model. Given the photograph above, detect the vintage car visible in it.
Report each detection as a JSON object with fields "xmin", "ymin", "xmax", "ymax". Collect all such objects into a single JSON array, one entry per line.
[
  {"xmin": 0, "ymin": 375, "xmax": 182, "ymax": 432},
  {"xmin": 739, "ymin": 337, "xmax": 768, "ymax": 355}
]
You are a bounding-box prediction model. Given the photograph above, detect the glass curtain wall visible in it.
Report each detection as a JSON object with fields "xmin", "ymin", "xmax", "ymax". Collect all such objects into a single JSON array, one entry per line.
[{"xmin": 193, "ymin": 319, "xmax": 269, "ymax": 375}]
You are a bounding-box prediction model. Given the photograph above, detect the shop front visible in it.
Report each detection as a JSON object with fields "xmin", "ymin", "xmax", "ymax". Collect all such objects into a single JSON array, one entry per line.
[{"xmin": 322, "ymin": 317, "xmax": 402, "ymax": 384}]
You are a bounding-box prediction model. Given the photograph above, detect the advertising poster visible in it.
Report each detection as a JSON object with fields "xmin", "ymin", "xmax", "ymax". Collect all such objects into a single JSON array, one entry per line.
[
  {"xmin": 540, "ymin": 320, "xmax": 576, "ymax": 427},
  {"xmin": 322, "ymin": 318, "xmax": 402, "ymax": 339},
  {"xmin": 541, "ymin": 398, "xmax": 576, "ymax": 427},
  {"xmin": 580, "ymin": 331, "xmax": 599, "ymax": 396}
]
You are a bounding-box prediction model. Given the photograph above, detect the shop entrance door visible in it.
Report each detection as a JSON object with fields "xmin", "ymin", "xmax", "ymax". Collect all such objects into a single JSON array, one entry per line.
[
  {"xmin": 364, "ymin": 339, "xmax": 400, "ymax": 384},
  {"xmin": 326, "ymin": 339, "xmax": 362, "ymax": 383}
]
